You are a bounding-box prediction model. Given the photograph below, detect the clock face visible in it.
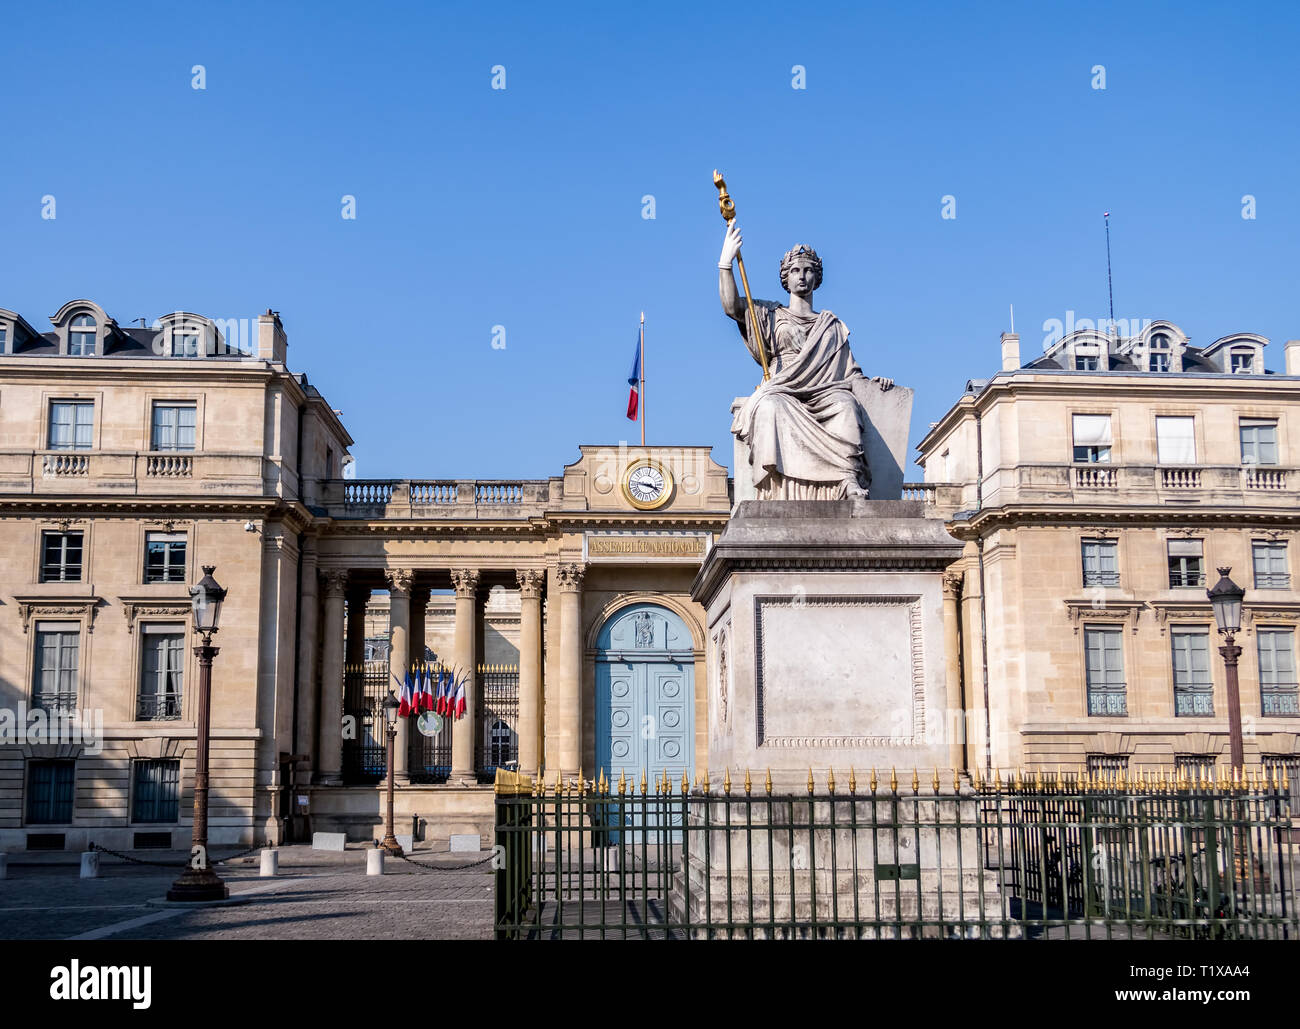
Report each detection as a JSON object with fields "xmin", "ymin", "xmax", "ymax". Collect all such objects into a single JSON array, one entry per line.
[{"xmin": 623, "ymin": 461, "xmax": 673, "ymax": 509}]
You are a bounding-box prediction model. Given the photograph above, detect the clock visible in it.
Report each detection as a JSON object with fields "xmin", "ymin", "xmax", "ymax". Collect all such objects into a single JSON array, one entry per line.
[{"xmin": 622, "ymin": 459, "xmax": 674, "ymax": 510}]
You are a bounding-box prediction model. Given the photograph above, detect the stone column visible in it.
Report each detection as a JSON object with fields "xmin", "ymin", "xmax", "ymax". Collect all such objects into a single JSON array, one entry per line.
[
  {"xmin": 386, "ymin": 568, "xmax": 415, "ymax": 782},
  {"xmin": 516, "ymin": 569, "xmax": 546, "ymax": 776},
  {"xmin": 555, "ymin": 562, "xmax": 586, "ymax": 777},
  {"xmin": 450, "ymin": 568, "xmax": 481, "ymax": 781},
  {"xmin": 316, "ymin": 570, "xmax": 348, "ymax": 784},
  {"xmin": 942, "ymin": 572, "xmax": 966, "ymax": 776},
  {"xmin": 294, "ymin": 537, "xmax": 320, "ymax": 776}
]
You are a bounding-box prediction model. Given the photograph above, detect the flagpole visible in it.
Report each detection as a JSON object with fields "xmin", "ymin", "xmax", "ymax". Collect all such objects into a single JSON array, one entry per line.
[{"xmin": 639, "ymin": 311, "xmax": 646, "ymax": 446}]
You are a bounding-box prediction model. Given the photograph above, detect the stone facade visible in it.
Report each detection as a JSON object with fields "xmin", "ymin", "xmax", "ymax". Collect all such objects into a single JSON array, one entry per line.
[
  {"xmin": 917, "ymin": 325, "xmax": 1300, "ymax": 781},
  {"xmin": 0, "ymin": 302, "xmax": 732, "ymax": 849}
]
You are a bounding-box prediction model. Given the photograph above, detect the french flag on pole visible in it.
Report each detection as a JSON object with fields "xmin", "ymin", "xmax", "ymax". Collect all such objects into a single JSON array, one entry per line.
[
  {"xmin": 398, "ymin": 670, "xmax": 414, "ymax": 718},
  {"xmin": 626, "ymin": 337, "xmax": 641, "ymax": 421}
]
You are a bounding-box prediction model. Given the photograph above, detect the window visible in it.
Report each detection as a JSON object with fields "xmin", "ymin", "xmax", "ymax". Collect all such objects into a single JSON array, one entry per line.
[
  {"xmin": 1085, "ymin": 626, "xmax": 1127, "ymax": 715},
  {"xmin": 1156, "ymin": 416, "xmax": 1196, "ymax": 465},
  {"xmin": 26, "ymin": 760, "xmax": 75, "ymax": 824},
  {"xmin": 0, "ymin": 327, "xmax": 7, "ymax": 351},
  {"xmin": 138, "ymin": 626, "xmax": 184, "ymax": 720},
  {"xmin": 47, "ymin": 400, "xmax": 93, "ymax": 450},
  {"xmin": 171, "ymin": 330, "xmax": 200, "ymax": 357},
  {"xmin": 1253, "ymin": 540, "xmax": 1289, "ymax": 590},
  {"xmin": 1168, "ymin": 539, "xmax": 1205, "ymax": 587},
  {"xmin": 33, "ymin": 623, "xmax": 79, "ymax": 713},
  {"xmin": 40, "ymin": 531, "xmax": 83, "ymax": 582},
  {"xmin": 1263, "ymin": 755, "xmax": 1300, "ymax": 797},
  {"xmin": 1171, "ymin": 627, "xmax": 1214, "ymax": 716},
  {"xmin": 1149, "ymin": 334, "xmax": 1171, "ymax": 372},
  {"xmin": 68, "ymin": 314, "xmax": 95, "ymax": 356},
  {"xmin": 1081, "ymin": 539, "xmax": 1119, "ymax": 587},
  {"xmin": 132, "ymin": 760, "xmax": 181, "ymax": 823},
  {"xmin": 1075, "ymin": 354, "xmax": 1099, "ymax": 371},
  {"xmin": 1072, "ymin": 414, "xmax": 1112, "ymax": 463},
  {"xmin": 1258, "ymin": 628, "xmax": 1300, "ymax": 716},
  {"xmin": 144, "ymin": 532, "xmax": 187, "ymax": 583},
  {"xmin": 1240, "ymin": 419, "xmax": 1278, "ymax": 466},
  {"xmin": 1086, "ymin": 754, "xmax": 1129, "ymax": 776},
  {"xmin": 488, "ymin": 719, "xmax": 514, "ymax": 768},
  {"xmin": 1174, "ymin": 755, "xmax": 1216, "ymax": 782},
  {"xmin": 150, "ymin": 403, "xmax": 196, "ymax": 452},
  {"xmin": 1230, "ymin": 348, "xmax": 1254, "ymax": 374}
]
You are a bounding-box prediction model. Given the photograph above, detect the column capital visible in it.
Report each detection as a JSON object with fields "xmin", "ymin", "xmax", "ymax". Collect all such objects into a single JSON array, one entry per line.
[
  {"xmin": 320, "ymin": 569, "xmax": 348, "ymax": 598},
  {"xmin": 450, "ymin": 568, "xmax": 481, "ymax": 598},
  {"xmin": 516, "ymin": 568, "xmax": 546, "ymax": 598},
  {"xmin": 942, "ymin": 572, "xmax": 964, "ymax": 599},
  {"xmin": 385, "ymin": 568, "xmax": 416, "ymax": 597},
  {"xmin": 556, "ymin": 562, "xmax": 587, "ymax": 593}
]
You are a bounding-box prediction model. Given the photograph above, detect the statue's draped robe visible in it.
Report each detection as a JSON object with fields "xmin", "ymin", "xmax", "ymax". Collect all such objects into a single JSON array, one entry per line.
[{"xmin": 731, "ymin": 299, "xmax": 869, "ymax": 497}]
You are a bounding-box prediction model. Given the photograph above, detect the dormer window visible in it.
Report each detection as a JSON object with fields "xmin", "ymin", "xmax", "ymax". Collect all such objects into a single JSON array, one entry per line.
[
  {"xmin": 172, "ymin": 330, "xmax": 200, "ymax": 357},
  {"xmin": 1230, "ymin": 348, "xmax": 1255, "ymax": 374},
  {"xmin": 1075, "ymin": 347, "xmax": 1100, "ymax": 371},
  {"xmin": 1149, "ymin": 334, "xmax": 1171, "ymax": 372},
  {"xmin": 69, "ymin": 314, "xmax": 96, "ymax": 356}
]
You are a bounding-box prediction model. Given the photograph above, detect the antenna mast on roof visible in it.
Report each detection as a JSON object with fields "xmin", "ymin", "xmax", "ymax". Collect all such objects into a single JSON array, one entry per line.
[{"xmin": 1103, "ymin": 211, "xmax": 1115, "ymax": 335}]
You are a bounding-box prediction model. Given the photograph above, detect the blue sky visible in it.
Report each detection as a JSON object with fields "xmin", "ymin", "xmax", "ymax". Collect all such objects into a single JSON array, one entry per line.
[{"xmin": 4, "ymin": 1, "xmax": 1298, "ymax": 478}]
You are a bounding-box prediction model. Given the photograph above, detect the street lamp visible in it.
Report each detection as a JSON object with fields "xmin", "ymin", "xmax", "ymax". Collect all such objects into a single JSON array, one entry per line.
[
  {"xmin": 1208, "ymin": 566, "xmax": 1246, "ymax": 772},
  {"xmin": 167, "ymin": 565, "xmax": 229, "ymax": 902},
  {"xmin": 379, "ymin": 689, "xmax": 403, "ymax": 855}
]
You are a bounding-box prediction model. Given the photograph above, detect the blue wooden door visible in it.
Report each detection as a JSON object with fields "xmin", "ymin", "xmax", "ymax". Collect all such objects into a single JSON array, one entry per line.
[{"xmin": 594, "ymin": 604, "xmax": 695, "ymax": 841}]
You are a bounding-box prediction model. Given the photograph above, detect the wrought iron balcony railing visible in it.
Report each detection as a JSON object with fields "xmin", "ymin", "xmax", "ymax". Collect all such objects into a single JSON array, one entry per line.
[{"xmin": 136, "ymin": 693, "xmax": 182, "ymax": 720}]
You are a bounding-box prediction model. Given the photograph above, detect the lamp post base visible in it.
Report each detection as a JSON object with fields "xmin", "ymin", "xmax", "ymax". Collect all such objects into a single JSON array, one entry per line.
[
  {"xmin": 379, "ymin": 834, "xmax": 404, "ymax": 856},
  {"xmin": 166, "ymin": 867, "xmax": 229, "ymax": 902}
]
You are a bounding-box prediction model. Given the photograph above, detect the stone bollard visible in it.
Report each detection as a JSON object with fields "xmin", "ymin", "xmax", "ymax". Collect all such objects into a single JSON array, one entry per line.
[
  {"xmin": 259, "ymin": 849, "xmax": 279, "ymax": 877},
  {"xmin": 366, "ymin": 848, "xmax": 384, "ymax": 876},
  {"xmin": 80, "ymin": 850, "xmax": 100, "ymax": 879},
  {"xmin": 0, "ymin": 852, "xmax": 7, "ymax": 880}
]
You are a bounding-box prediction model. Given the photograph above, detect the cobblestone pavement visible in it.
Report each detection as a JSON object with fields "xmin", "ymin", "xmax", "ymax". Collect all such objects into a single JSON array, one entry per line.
[{"xmin": 0, "ymin": 848, "xmax": 495, "ymax": 940}]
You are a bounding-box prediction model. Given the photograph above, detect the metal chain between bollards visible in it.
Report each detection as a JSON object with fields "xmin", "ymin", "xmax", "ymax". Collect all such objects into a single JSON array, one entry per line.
[
  {"xmin": 89, "ymin": 842, "xmax": 260, "ymax": 868},
  {"xmin": 392, "ymin": 850, "xmax": 496, "ymax": 872}
]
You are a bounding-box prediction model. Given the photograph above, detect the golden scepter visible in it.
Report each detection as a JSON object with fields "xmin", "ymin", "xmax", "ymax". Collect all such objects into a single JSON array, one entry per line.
[{"xmin": 713, "ymin": 170, "xmax": 771, "ymax": 381}]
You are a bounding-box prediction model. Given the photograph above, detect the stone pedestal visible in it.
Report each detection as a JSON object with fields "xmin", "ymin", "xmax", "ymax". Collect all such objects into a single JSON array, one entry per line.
[{"xmin": 692, "ymin": 499, "xmax": 963, "ymax": 789}]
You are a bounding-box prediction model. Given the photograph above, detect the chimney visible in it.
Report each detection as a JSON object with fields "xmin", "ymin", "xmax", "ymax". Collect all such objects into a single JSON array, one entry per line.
[
  {"xmin": 1286, "ymin": 339, "xmax": 1300, "ymax": 376},
  {"xmin": 257, "ymin": 309, "xmax": 288, "ymax": 364},
  {"xmin": 1000, "ymin": 332, "xmax": 1020, "ymax": 371}
]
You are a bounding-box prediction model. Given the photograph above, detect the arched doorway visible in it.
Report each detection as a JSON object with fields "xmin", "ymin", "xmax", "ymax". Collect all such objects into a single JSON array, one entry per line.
[{"xmin": 594, "ymin": 602, "xmax": 695, "ymax": 788}]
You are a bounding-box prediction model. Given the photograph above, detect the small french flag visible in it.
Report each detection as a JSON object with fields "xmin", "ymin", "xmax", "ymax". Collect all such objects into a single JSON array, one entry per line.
[
  {"xmin": 398, "ymin": 671, "xmax": 413, "ymax": 718},
  {"xmin": 626, "ymin": 337, "xmax": 641, "ymax": 421}
]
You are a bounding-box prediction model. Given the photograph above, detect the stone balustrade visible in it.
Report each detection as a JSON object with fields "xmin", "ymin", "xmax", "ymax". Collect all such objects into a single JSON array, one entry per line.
[
  {"xmin": 0, "ymin": 450, "xmax": 265, "ymax": 495},
  {"xmin": 327, "ymin": 479, "xmax": 551, "ymax": 519},
  {"xmin": 979, "ymin": 463, "xmax": 1300, "ymax": 508}
]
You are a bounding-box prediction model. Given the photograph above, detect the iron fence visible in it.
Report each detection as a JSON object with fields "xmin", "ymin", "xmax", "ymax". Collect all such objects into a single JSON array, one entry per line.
[
  {"xmin": 475, "ymin": 664, "xmax": 520, "ymax": 782},
  {"xmin": 342, "ymin": 659, "xmax": 387, "ymax": 783},
  {"xmin": 494, "ymin": 766, "xmax": 1298, "ymax": 940}
]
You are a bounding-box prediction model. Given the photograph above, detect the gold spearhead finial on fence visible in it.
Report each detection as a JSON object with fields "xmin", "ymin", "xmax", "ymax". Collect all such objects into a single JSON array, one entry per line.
[
  {"xmin": 932, "ymin": 768, "xmax": 941, "ymax": 794},
  {"xmin": 1014, "ymin": 768, "xmax": 1024, "ymax": 791},
  {"xmin": 1034, "ymin": 768, "xmax": 1044, "ymax": 792},
  {"xmin": 639, "ymin": 769, "xmax": 647, "ymax": 796},
  {"xmin": 765, "ymin": 768, "xmax": 773, "ymax": 796},
  {"xmin": 724, "ymin": 767, "xmax": 732, "ymax": 795},
  {"xmin": 1233, "ymin": 765, "xmax": 1242, "ymax": 790},
  {"xmin": 973, "ymin": 766, "xmax": 983, "ymax": 792},
  {"xmin": 554, "ymin": 769, "xmax": 562, "ymax": 794},
  {"xmin": 807, "ymin": 768, "xmax": 815, "ymax": 795},
  {"xmin": 828, "ymin": 768, "xmax": 836, "ymax": 795},
  {"xmin": 681, "ymin": 770, "xmax": 689, "ymax": 797},
  {"xmin": 991, "ymin": 767, "xmax": 1000, "ymax": 790},
  {"xmin": 849, "ymin": 766, "xmax": 858, "ymax": 795},
  {"xmin": 890, "ymin": 767, "xmax": 898, "ymax": 794},
  {"xmin": 617, "ymin": 769, "xmax": 626, "ymax": 796},
  {"xmin": 744, "ymin": 768, "xmax": 752, "ymax": 795},
  {"xmin": 911, "ymin": 768, "xmax": 920, "ymax": 794},
  {"xmin": 702, "ymin": 768, "xmax": 710, "ymax": 796},
  {"xmin": 954, "ymin": 768, "xmax": 962, "ymax": 793},
  {"xmin": 871, "ymin": 768, "xmax": 879, "ymax": 794}
]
